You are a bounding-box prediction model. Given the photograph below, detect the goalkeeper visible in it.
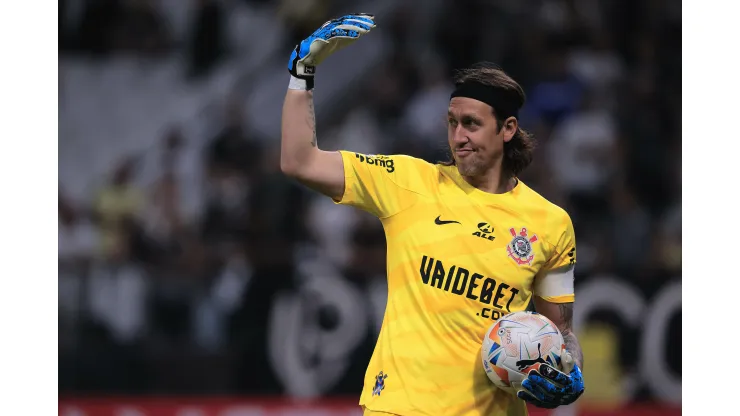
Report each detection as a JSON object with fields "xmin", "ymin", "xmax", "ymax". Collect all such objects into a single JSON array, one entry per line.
[{"xmin": 280, "ymin": 14, "xmax": 585, "ymax": 416}]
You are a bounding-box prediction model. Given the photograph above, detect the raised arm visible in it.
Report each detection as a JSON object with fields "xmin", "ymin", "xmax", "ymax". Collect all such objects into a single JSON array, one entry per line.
[
  {"xmin": 280, "ymin": 88, "xmax": 344, "ymax": 199},
  {"xmin": 279, "ymin": 14, "xmax": 377, "ymax": 200}
]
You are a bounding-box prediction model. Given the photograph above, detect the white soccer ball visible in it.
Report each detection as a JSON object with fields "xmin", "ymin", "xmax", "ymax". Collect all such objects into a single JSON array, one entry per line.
[{"xmin": 481, "ymin": 311, "xmax": 566, "ymax": 395}]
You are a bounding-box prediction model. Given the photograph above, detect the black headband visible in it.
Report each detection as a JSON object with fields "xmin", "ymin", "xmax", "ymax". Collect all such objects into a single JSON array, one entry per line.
[{"xmin": 450, "ymin": 82, "xmax": 520, "ymax": 119}]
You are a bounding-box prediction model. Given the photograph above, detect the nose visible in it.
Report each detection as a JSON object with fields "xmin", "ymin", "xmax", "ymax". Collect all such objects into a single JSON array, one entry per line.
[{"xmin": 452, "ymin": 125, "xmax": 468, "ymax": 144}]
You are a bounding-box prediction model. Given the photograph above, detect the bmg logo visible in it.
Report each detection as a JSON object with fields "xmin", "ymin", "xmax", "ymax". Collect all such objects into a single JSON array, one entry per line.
[{"xmin": 355, "ymin": 153, "xmax": 395, "ymax": 173}]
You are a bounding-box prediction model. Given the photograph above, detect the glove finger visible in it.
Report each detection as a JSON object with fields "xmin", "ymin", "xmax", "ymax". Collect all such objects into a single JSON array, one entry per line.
[
  {"xmin": 340, "ymin": 20, "xmax": 375, "ymax": 30},
  {"xmin": 322, "ymin": 14, "xmax": 374, "ymax": 31},
  {"xmin": 537, "ymin": 363, "xmax": 572, "ymax": 386},
  {"xmin": 336, "ymin": 22, "xmax": 374, "ymax": 33},
  {"xmin": 521, "ymin": 377, "xmax": 559, "ymax": 403},
  {"xmin": 315, "ymin": 27, "xmax": 362, "ymax": 42},
  {"xmin": 530, "ymin": 368, "xmax": 584, "ymax": 406},
  {"xmin": 557, "ymin": 390, "xmax": 584, "ymax": 406},
  {"xmin": 517, "ymin": 390, "xmax": 559, "ymax": 409},
  {"xmin": 517, "ymin": 388, "xmax": 542, "ymax": 403},
  {"xmin": 527, "ymin": 372, "xmax": 564, "ymax": 391},
  {"xmin": 527, "ymin": 372, "xmax": 575, "ymax": 402},
  {"xmin": 317, "ymin": 17, "xmax": 374, "ymax": 37},
  {"xmin": 331, "ymin": 25, "xmax": 371, "ymax": 38},
  {"xmin": 320, "ymin": 20, "xmax": 338, "ymax": 29},
  {"xmin": 343, "ymin": 14, "xmax": 375, "ymax": 24}
]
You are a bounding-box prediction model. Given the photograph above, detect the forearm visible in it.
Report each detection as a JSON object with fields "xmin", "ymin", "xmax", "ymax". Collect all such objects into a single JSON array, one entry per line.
[
  {"xmin": 535, "ymin": 297, "xmax": 585, "ymax": 370},
  {"xmin": 562, "ymin": 330, "xmax": 584, "ymax": 370},
  {"xmin": 280, "ymin": 86, "xmax": 320, "ymax": 174},
  {"xmin": 278, "ymin": 13, "xmax": 373, "ymax": 197},
  {"xmin": 557, "ymin": 303, "xmax": 584, "ymax": 370}
]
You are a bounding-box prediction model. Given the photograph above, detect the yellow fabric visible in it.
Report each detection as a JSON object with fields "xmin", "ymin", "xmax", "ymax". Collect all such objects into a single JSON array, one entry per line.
[
  {"xmin": 362, "ymin": 406, "xmax": 401, "ymax": 415},
  {"xmin": 336, "ymin": 151, "xmax": 577, "ymax": 416}
]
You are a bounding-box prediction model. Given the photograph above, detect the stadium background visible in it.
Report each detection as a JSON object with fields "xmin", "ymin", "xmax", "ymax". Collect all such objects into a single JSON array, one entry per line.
[{"xmin": 57, "ymin": 0, "xmax": 681, "ymax": 415}]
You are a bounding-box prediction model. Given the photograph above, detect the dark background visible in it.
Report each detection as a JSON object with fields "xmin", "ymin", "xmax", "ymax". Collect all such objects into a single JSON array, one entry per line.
[{"xmin": 58, "ymin": 0, "xmax": 681, "ymax": 408}]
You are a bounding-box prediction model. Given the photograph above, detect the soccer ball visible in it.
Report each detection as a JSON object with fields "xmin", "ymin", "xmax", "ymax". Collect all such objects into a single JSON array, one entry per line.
[{"xmin": 481, "ymin": 311, "xmax": 565, "ymax": 395}]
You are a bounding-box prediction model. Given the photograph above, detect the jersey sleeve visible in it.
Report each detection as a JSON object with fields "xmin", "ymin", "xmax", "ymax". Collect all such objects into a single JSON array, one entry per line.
[
  {"xmin": 534, "ymin": 211, "xmax": 577, "ymax": 303},
  {"xmin": 333, "ymin": 151, "xmax": 432, "ymax": 218}
]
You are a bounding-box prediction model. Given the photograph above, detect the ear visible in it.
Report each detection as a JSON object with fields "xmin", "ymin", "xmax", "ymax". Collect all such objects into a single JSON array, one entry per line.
[{"xmin": 502, "ymin": 117, "xmax": 518, "ymax": 143}]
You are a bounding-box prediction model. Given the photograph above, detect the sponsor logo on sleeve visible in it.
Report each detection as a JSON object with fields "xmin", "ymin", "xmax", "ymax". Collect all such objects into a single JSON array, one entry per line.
[{"xmin": 354, "ymin": 153, "xmax": 395, "ymax": 173}]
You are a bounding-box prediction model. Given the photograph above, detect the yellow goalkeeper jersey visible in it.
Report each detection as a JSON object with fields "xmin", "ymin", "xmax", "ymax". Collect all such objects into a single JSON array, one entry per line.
[{"xmin": 334, "ymin": 152, "xmax": 577, "ymax": 416}]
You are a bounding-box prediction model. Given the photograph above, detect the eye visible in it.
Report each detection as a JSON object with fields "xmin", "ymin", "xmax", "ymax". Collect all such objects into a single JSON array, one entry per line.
[
  {"xmin": 497, "ymin": 328, "xmax": 506, "ymax": 336},
  {"xmin": 448, "ymin": 118, "xmax": 458, "ymax": 127},
  {"xmin": 461, "ymin": 117, "xmax": 479, "ymax": 129}
]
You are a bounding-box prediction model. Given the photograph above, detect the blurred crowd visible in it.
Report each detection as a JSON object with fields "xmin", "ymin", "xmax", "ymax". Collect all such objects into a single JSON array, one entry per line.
[{"xmin": 59, "ymin": 0, "xmax": 681, "ymax": 396}]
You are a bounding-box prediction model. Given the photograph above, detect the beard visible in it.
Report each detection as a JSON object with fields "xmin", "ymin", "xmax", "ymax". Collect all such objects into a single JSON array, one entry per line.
[{"xmin": 454, "ymin": 152, "xmax": 487, "ymax": 177}]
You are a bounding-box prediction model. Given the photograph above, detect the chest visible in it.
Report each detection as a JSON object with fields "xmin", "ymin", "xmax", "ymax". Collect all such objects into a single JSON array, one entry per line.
[{"xmin": 386, "ymin": 198, "xmax": 550, "ymax": 288}]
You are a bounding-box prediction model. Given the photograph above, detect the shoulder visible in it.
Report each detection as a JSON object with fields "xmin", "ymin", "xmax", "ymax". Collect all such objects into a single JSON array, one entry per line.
[
  {"xmin": 515, "ymin": 185, "xmax": 577, "ymax": 268},
  {"xmin": 342, "ymin": 150, "xmax": 439, "ymax": 181},
  {"xmin": 341, "ymin": 151, "xmax": 435, "ymax": 171},
  {"xmin": 516, "ymin": 183, "xmax": 574, "ymax": 241},
  {"xmin": 340, "ymin": 150, "xmax": 439, "ymax": 193}
]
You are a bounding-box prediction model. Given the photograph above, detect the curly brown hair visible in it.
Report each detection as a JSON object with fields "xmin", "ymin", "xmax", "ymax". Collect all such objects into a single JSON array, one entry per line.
[{"xmin": 442, "ymin": 63, "xmax": 536, "ymax": 177}]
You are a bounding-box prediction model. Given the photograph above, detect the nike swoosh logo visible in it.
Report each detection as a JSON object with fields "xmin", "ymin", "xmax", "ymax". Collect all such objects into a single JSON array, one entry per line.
[{"xmin": 435, "ymin": 216, "xmax": 461, "ymax": 225}]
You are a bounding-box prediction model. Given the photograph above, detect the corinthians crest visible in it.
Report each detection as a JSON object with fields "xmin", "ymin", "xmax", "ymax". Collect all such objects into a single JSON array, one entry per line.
[{"xmin": 507, "ymin": 227, "xmax": 538, "ymax": 266}]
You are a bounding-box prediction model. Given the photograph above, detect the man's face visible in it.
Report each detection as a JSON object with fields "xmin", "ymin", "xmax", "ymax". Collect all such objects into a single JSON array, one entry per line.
[{"xmin": 447, "ymin": 97, "xmax": 515, "ymax": 177}]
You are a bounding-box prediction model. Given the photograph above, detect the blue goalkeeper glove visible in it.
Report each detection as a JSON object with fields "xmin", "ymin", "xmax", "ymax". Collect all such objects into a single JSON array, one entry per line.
[
  {"xmin": 287, "ymin": 13, "xmax": 376, "ymax": 90},
  {"xmin": 517, "ymin": 351, "xmax": 585, "ymax": 409}
]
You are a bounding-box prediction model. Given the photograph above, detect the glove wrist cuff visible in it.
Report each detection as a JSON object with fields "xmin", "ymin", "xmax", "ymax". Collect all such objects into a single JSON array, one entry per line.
[
  {"xmin": 288, "ymin": 75, "xmax": 315, "ymax": 91},
  {"xmin": 289, "ymin": 75, "xmax": 311, "ymax": 90}
]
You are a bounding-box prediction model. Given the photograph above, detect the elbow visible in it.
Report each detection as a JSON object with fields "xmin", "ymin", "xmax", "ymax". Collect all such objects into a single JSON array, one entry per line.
[
  {"xmin": 280, "ymin": 152, "xmax": 306, "ymax": 179},
  {"xmin": 280, "ymin": 157, "xmax": 299, "ymax": 178},
  {"xmin": 279, "ymin": 141, "xmax": 295, "ymax": 176},
  {"xmin": 280, "ymin": 145, "xmax": 318, "ymax": 179}
]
